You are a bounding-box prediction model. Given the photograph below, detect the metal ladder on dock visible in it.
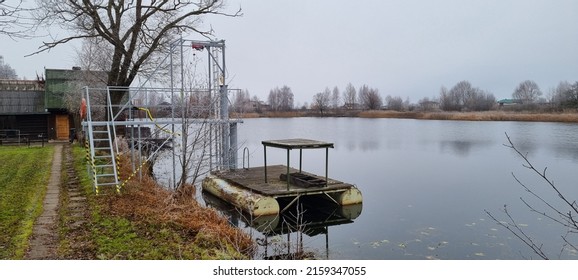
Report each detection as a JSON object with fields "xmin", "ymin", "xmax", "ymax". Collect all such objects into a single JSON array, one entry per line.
[
  {"xmin": 86, "ymin": 123, "xmax": 119, "ymax": 193},
  {"xmin": 83, "ymin": 86, "xmax": 120, "ymax": 194}
]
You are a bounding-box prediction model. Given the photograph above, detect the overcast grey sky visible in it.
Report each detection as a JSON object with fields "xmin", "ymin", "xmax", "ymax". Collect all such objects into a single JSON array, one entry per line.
[{"xmin": 2, "ymin": 0, "xmax": 578, "ymax": 105}]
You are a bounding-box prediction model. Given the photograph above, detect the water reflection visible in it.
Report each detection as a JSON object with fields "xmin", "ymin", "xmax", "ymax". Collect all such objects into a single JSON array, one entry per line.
[
  {"xmin": 202, "ymin": 191, "xmax": 362, "ymax": 259},
  {"xmin": 551, "ymin": 145, "xmax": 578, "ymax": 162},
  {"xmin": 439, "ymin": 140, "xmax": 493, "ymax": 156},
  {"xmin": 343, "ymin": 140, "xmax": 380, "ymax": 152}
]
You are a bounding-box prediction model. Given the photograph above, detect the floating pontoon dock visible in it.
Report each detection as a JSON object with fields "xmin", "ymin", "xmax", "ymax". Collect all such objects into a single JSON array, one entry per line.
[{"xmin": 202, "ymin": 139, "xmax": 363, "ymax": 216}]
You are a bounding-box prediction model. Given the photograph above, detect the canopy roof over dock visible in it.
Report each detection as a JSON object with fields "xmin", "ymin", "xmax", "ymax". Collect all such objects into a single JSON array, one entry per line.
[
  {"xmin": 262, "ymin": 138, "xmax": 334, "ymax": 190},
  {"xmin": 261, "ymin": 138, "xmax": 334, "ymax": 150}
]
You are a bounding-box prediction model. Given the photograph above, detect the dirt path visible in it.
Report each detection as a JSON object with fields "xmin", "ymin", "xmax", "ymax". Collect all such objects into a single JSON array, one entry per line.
[
  {"xmin": 25, "ymin": 143, "xmax": 92, "ymax": 259},
  {"xmin": 25, "ymin": 144, "xmax": 63, "ymax": 259}
]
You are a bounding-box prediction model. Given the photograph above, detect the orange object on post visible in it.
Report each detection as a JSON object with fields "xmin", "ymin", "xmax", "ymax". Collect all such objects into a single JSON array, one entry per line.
[{"xmin": 80, "ymin": 98, "xmax": 87, "ymax": 119}]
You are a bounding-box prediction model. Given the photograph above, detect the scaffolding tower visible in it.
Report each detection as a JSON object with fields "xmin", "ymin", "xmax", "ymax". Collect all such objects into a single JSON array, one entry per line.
[{"xmin": 82, "ymin": 39, "xmax": 241, "ymax": 193}]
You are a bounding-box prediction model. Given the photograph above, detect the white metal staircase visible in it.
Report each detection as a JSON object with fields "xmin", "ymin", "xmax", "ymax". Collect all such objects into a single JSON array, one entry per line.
[
  {"xmin": 83, "ymin": 87, "xmax": 120, "ymax": 194},
  {"xmin": 86, "ymin": 123, "xmax": 119, "ymax": 193}
]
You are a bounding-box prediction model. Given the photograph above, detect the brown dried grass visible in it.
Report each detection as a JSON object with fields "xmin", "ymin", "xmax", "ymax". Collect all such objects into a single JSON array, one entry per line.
[
  {"xmin": 100, "ymin": 155, "xmax": 255, "ymax": 258},
  {"xmin": 262, "ymin": 111, "xmax": 306, "ymax": 118},
  {"xmin": 230, "ymin": 112, "xmax": 260, "ymax": 118},
  {"xmin": 358, "ymin": 110, "xmax": 578, "ymax": 123}
]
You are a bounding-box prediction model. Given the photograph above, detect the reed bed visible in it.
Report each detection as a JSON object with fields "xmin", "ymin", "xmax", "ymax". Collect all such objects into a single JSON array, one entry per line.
[{"xmin": 358, "ymin": 110, "xmax": 578, "ymax": 123}]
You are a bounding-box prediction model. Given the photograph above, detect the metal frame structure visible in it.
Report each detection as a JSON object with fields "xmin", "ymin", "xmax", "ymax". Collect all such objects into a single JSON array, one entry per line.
[{"xmin": 82, "ymin": 38, "xmax": 240, "ymax": 192}]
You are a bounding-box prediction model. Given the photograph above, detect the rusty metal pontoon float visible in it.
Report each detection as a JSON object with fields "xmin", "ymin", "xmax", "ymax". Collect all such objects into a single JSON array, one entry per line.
[{"xmin": 202, "ymin": 138, "xmax": 363, "ymax": 217}]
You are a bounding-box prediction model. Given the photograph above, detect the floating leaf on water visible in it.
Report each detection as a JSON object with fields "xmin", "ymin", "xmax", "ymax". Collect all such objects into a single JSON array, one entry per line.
[{"xmin": 474, "ymin": 252, "xmax": 485, "ymax": 257}]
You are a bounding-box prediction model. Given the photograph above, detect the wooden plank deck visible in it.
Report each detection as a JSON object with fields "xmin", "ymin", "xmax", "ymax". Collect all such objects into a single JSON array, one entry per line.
[{"xmin": 211, "ymin": 165, "xmax": 355, "ymax": 197}]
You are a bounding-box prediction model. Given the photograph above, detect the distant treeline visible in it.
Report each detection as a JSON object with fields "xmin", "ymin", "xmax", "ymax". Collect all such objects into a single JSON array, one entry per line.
[{"xmin": 229, "ymin": 80, "xmax": 578, "ymax": 115}]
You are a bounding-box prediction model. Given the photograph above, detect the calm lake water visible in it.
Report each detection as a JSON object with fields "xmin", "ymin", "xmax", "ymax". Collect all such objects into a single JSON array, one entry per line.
[
  {"xmin": 158, "ymin": 117, "xmax": 578, "ymax": 259},
  {"xmin": 233, "ymin": 117, "xmax": 578, "ymax": 260}
]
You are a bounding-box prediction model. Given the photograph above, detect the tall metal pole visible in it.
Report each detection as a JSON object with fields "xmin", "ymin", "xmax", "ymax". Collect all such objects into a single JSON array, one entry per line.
[
  {"xmin": 170, "ymin": 39, "xmax": 177, "ymax": 189},
  {"xmin": 220, "ymin": 84, "xmax": 229, "ymax": 169}
]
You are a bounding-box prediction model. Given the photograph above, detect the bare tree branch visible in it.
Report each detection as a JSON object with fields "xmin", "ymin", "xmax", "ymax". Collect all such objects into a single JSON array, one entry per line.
[
  {"xmin": 485, "ymin": 132, "xmax": 578, "ymax": 259},
  {"xmin": 504, "ymin": 133, "xmax": 578, "ymax": 215},
  {"xmin": 485, "ymin": 207, "xmax": 548, "ymax": 259},
  {"xmin": 30, "ymin": 0, "xmax": 241, "ymax": 89},
  {"xmin": 0, "ymin": 0, "xmax": 34, "ymax": 39}
]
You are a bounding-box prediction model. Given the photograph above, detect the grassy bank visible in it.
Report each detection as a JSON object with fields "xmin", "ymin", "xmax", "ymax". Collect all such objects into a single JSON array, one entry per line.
[
  {"xmin": 61, "ymin": 146, "xmax": 255, "ymax": 259},
  {"xmin": 0, "ymin": 146, "xmax": 54, "ymax": 259}
]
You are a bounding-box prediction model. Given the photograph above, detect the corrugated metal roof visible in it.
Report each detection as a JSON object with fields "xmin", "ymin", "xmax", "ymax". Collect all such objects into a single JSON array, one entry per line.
[{"xmin": 0, "ymin": 90, "xmax": 45, "ymax": 114}]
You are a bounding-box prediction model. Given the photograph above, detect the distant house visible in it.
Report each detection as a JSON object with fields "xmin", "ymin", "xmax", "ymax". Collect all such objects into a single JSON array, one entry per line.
[
  {"xmin": 419, "ymin": 100, "xmax": 440, "ymax": 111},
  {"xmin": 0, "ymin": 79, "xmax": 48, "ymax": 140},
  {"xmin": 497, "ymin": 98, "xmax": 523, "ymax": 107},
  {"xmin": 0, "ymin": 67, "xmax": 107, "ymax": 142},
  {"xmin": 44, "ymin": 68, "xmax": 107, "ymax": 140},
  {"xmin": 248, "ymin": 100, "xmax": 269, "ymax": 112},
  {"xmin": 343, "ymin": 102, "xmax": 361, "ymax": 110}
]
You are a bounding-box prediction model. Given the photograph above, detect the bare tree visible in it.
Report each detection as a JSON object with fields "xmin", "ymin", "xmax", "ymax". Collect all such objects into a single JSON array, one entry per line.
[
  {"xmin": 312, "ymin": 88, "xmax": 330, "ymax": 115},
  {"xmin": 358, "ymin": 85, "xmax": 382, "ymax": 110},
  {"xmin": 343, "ymin": 82, "xmax": 356, "ymax": 109},
  {"xmin": 549, "ymin": 81, "xmax": 578, "ymax": 109},
  {"xmin": 232, "ymin": 89, "xmax": 251, "ymax": 113},
  {"xmin": 561, "ymin": 82, "xmax": 578, "ymax": 109},
  {"xmin": 268, "ymin": 85, "xmax": 294, "ymax": 111},
  {"xmin": 331, "ymin": 86, "xmax": 340, "ymax": 109},
  {"xmin": 0, "ymin": 0, "xmax": 30, "ymax": 39},
  {"xmin": 439, "ymin": 85, "xmax": 457, "ymax": 111},
  {"xmin": 513, "ymin": 80, "xmax": 542, "ymax": 104},
  {"xmin": 75, "ymin": 37, "xmax": 114, "ymax": 73},
  {"xmin": 439, "ymin": 81, "xmax": 495, "ymax": 111},
  {"xmin": 485, "ymin": 133, "xmax": 578, "ymax": 259},
  {"xmin": 31, "ymin": 0, "xmax": 241, "ymax": 105},
  {"xmin": 385, "ymin": 95, "xmax": 404, "ymax": 111},
  {"xmin": 174, "ymin": 66, "xmax": 214, "ymax": 192},
  {"xmin": 0, "ymin": 55, "xmax": 17, "ymax": 79},
  {"xmin": 251, "ymin": 95, "xmax": 264, "ymax": 113}
]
